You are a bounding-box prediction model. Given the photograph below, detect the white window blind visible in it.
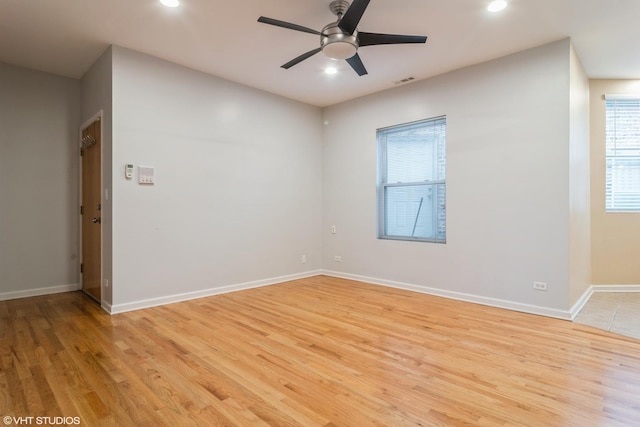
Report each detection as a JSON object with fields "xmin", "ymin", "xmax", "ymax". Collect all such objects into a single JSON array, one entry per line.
[
  {"xmin": 605, "ymin": 95, "xmax": 640, "ymax": 211},
  {"xmin": 377, "ymin": 116, "xmax": 446, "ymax": 243}
]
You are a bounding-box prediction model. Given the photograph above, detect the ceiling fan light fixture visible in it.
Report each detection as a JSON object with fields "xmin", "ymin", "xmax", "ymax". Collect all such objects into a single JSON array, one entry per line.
[
  {"xmin": 322, "ymin": 39, "xmax": 358, "ymax": 60},
  {"xmin": 321, "ymin": 22, "xmax": 358, "ymax": 60}
]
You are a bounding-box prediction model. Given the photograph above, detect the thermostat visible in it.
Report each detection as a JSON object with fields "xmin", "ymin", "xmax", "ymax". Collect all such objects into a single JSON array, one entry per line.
[{"xmin": 125, "ymin": 164, "xmax": 134, "ymax": 180}]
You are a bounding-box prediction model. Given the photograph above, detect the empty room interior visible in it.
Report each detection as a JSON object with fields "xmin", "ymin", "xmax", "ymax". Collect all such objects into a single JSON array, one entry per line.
[{"xmin": 1, "ymin": 0, "xmax": 640, "ymax": 425}]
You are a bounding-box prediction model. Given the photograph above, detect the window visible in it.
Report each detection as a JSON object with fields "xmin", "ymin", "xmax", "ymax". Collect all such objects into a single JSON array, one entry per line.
[
  {"xmin": 605, "ymin": 95, "xmax": 640, "ymax": 211},
  {"xmin": 377, "ymin": 116, "xmax": 446, "ymax": 243}
]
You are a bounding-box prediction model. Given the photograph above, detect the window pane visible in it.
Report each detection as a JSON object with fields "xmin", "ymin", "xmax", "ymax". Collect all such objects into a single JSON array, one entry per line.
[
  {"xmin": 606, "ymin": 156, "xmax": 640, "ymax": 210},
  {"xmin": 377, "ymin": 116, "xmax": 446, "ymax": 243},
  {"xmin": 384, "ymin": 184, "xmax": 446, "ymax": 241},
  {"xmin": 384, "ymin": 119, "xmax": 446, "ymax": 183},
  {"xmin": 606, "ymin": 98, "xmax": 640, "ymax": 211}
]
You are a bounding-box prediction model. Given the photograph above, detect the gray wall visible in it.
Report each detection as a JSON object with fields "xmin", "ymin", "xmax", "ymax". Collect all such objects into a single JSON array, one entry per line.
[
  {"xmin": 1, "ymin": 39, "xmax": 593, "ymax": 317},
  {"xmin": 322, "ymin": 39, "xmax": 583, "ymax": 316},
  {"xmin": 109, "ymin": 47, "xmax": 323, "ymax": 310},
  {"xmin": 0, "ymin": 62, "xmax": 81, "ymax": 298}
]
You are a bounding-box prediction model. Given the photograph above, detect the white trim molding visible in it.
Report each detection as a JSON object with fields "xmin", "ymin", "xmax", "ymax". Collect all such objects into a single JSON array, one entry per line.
[
  {"xmin": 591, "ymin": 284, "xmax": 640, "ymax": 292},
  {"xmin": 101, "ymin": 301, "xmax": 114, "ymax": 314},
  {"xmin": 322, "ymin": 270, "xmax": 574, "ymax": 320},
  {"xmin": 107, "ymin": 270, "xmax": 323, "ymax": 314},
  {"xmin": 0, "ymin": 283, "xmax": 80, "ymax": 301},
  {"xmin": 604, "ymin": 93, "xmax": 640, "ymax": 100},
  {"xmin": 569, "ymin": 285, "xmax": 594, "ymax": 320}
]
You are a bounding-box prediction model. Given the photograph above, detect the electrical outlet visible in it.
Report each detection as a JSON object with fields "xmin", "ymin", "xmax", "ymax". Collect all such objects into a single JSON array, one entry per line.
[
  {"xmin": 104, "ymin": 279, "xmax": 109, "ymax": 288},
  {"xmin": 301, "ymin": 254, "xmax": 306, "ymax": 264},
  {"xmin": 533, "ymin": 281, "xmax": 548, "ymax": 291},
  {"xmin": 331, "ymin": 225, "xmax": 337, "ymax": 234},
  {"xmin": 334, "ymin": 255, "xmax": 342, "ymax": 262}
]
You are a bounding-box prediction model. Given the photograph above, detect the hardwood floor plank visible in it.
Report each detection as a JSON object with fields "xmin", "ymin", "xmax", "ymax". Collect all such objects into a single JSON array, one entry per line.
[{"xmin": 1, "ymin": 276, "xmax": 640, "ymax": 425}]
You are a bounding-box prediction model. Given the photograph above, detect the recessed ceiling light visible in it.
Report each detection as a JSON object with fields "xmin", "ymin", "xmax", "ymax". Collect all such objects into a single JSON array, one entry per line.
[
  {"xmin": 488, "ymin": 0, "xmax": 507, "ymax": 12},
  {"xmin": 325, "ymin": 67, "xmax": 338, "ymax": 75},
  {"xmin": 160, "ymin": 0, "xmax": 180, "ymax": 7}
]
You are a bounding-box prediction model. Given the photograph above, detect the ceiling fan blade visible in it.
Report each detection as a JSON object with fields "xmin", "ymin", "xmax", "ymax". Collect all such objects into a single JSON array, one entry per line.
[
  {"xmin": 358, "ymin": 32, "xmax": 428, "ymax": 47},
  {"xmin": 346, "ymin": 53, "xmax": 368, "ymax": 76},
  {"xmin": 338, "ymin": 0, "xmax": 371, "ymax": 34},
  {"xmin": 258, "ymin": 16, "xmax": 321, "ymax": 35},
  {"xmin": 281, "ymin": 48, "xmax": 322, "ymax": 69}
]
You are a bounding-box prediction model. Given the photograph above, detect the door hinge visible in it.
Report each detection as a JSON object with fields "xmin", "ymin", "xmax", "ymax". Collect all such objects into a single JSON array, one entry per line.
[
  {"xmin": 80, "ymin": 205, "xmax": 84, "ymax": 215},
  {"xmin": 80, "ymin": 263, "xmax": 83, "ymax": 274},
  {"xmin": 80, "ymin": 148, "xmax": 84, "ymax": 157}
]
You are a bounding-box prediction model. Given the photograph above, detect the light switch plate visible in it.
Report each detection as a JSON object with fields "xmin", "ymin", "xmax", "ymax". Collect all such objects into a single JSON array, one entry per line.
[{"xmin": 138, "ymin": 166, "xmax": 155, "ymax": 184}]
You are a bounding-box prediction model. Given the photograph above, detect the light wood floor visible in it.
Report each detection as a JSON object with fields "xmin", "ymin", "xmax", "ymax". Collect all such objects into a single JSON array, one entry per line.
[{"xmin": 2, "ymin": 276, "xmax": 640, "ymax": 426}]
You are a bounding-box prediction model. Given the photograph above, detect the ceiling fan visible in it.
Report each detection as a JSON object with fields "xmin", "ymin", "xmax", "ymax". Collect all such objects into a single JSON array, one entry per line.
[{"xmin": 257, "ymin": 0, "xmax": 427, "ymax": 76}]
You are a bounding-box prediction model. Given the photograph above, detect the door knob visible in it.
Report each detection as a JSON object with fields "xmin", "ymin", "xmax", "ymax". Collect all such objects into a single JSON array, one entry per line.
[{"xmin": 92, "ymin": 217, "xmax": 101, "ymax": 224}]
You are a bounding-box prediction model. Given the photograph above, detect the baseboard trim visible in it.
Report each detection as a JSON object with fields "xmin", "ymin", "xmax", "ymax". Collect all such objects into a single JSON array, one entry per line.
[
  {"xmin": 592, "ymin": 284, "xmax": 640, "ymax": 292},
  {"xmin": 321, "ymin": 270, "xmax": 573, "ymax": 320},
  {"xmin": 101, "ymin": 301, "xmax": 113, "ymax": 314},
  {"xmin": 107, "ymin": 270, "xmax": 324, "ymax": 314},
  {"xmin": 5, "ymin": 276, "xmax": 628, "ymax": 320},
  {"xmin": 569, "ymin": 285, "xmax": 594, "ymax": 320},
  {"xmin": 0, "ymin": 283, "xmax": 80, "ymax": 301}
]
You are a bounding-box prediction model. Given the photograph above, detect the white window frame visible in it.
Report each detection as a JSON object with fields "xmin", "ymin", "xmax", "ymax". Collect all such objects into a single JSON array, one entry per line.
[
  {"xmin": 377, "ymin": 116, "xmax": 446, "ymax": 243},
  {"xmin": 605, "ymin": 94, "xmax": 640, "ymax": 212}
]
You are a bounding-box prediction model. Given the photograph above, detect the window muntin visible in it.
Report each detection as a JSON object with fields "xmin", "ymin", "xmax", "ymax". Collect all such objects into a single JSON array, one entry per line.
[{"xmin": 377, "ymin": 117, "xmax": 446, "ymax": 243}]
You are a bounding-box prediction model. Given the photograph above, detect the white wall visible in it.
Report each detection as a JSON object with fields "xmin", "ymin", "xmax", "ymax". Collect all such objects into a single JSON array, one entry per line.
[
  {"xmin": 568, "ymin": 44, "xmax": 591, "ymax": 305},
  {"xmin": 109, "ymin": 47, "xmax": 323, "ymax": 309},
  {"xmin": 0, "ymin": 62, "xmax": 81, "ymax": 299},
  {"xmin": 81, "ymin": 47, "xmax": 113, "ymax": 306},
  {"xmin": 322, "ymin": 39, "xmax": 575, "ymax": 314}
]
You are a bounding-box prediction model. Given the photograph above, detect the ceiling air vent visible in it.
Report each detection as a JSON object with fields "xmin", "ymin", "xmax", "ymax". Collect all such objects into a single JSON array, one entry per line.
[{"xmin": 394, "ymin": 77, "xmax": 416, "ymax": 85}]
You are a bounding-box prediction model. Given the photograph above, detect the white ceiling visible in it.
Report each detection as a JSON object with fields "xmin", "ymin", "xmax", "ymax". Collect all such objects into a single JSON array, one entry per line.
[{"xmin": 1, "ymin": 0, "xmax": 639, "ymax": 107}]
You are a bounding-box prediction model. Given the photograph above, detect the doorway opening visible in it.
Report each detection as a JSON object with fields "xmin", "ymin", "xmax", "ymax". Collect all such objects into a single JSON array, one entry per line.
[{"xmin": 80, "ymin": 115, "xmax": 102, "ymax": 303}]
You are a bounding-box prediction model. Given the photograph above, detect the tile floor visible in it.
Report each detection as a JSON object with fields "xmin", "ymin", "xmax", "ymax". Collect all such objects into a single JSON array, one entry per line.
[{"xmin": 574, "ymin": 292, "xmax": 640, "ymax": 340}]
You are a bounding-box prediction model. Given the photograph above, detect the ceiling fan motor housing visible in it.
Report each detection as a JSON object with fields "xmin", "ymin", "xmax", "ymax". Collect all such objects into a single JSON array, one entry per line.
[
  {"xmin": 329, "ymin": 0, "xmax": 351, "ymax": 17},
  {"xmin": 321, "ymin": 22, "xmax": 358, "ymax": 60}
]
